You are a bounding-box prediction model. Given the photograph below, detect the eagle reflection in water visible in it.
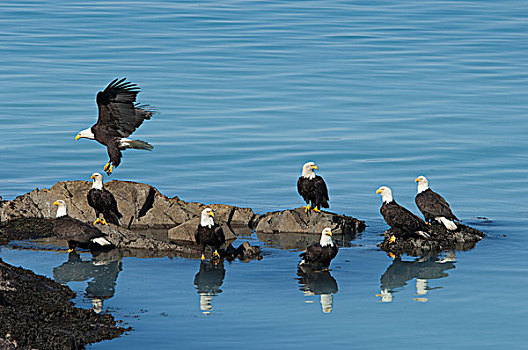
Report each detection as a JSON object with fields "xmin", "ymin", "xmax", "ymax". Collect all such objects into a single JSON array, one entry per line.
[
  {"xmin": 377, "ymin": 252, "xmax": 456, "ymax": 302},
  {"xmin": 53, "ymin": 250, "xmax": 122, "ymax": 313},
  {"xmin": 297, "ymin": 265, "xmax": 338, "ymax": 313},
  {"xmin": 194, "ymin": 259, "xmax": 226, "ymax": 314}
]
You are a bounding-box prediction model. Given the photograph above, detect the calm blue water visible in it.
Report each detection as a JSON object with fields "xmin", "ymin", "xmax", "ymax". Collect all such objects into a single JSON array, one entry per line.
[{"xmin": 1, "ymin": 0, "xmax": 527, "ymax": 348}]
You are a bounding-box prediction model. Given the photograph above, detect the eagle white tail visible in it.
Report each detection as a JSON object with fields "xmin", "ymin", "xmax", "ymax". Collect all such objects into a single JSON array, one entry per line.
[
  {"xmin": 91, "ymin": 237, "xmax": 112, "ymax": 246},
  {"xmin": 417, "ymin": 231, "xmax": 430, "ymax": 239},
  {"xmin": 120, "ymin": 138, "xmax": 153, "ymax": 150},
  {"xmin": 437, "ymin": 217, "xmax": 457, "ymax": 231}
]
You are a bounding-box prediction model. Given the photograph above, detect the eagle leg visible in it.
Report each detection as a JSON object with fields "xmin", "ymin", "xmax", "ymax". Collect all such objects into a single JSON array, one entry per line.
[
  {"xmin": 200, "ymin": 254, "xmax": 205, "ymax": 261},
  {"xmin": 212, "ymin": 250, "xmax": 221, "ymax": 260},
  {"xmin": 388, "ymin": 235, "xmax": 396, "ymax": 244},
  {"xmin": 303, "ymin": 204, "xmax": 311, "ymax": 212},
  {"xmin": 93, "ymin": 218, "xmax": 102, "ymax": 225},
  {"xmin": 312, "ymin": 206, "xmax": 321, "ymax": 212},
  {"xmin": 103, "ymin": 161, "xmax": 111, "ymax": 172},
  {"xmin": 105, "ymin": 164, "xmax": 114, "ymax": 175},
  {"xmin": 67, "ymin": 248, "xmax": 74, "ymax": 253},
  {"xmin": 100, "ymin": 218, "xmax": 109, "ymax": 226}
]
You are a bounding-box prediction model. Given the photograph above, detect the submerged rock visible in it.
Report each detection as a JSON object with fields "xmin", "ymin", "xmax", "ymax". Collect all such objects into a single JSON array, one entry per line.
[
  {"xmin": 378, "ymin": 223, "xmax": 485, "ymax": 256},
  {"xmin": 0, "ymin": 258, "xmax": 126, "ymax": 349},
  {"xmin": 255, "ymin": 208, "xmax": 365, "ymax": 235},
  {"xmin": 0, "ymin": 180, "xmax": 255, "ymax": 230}
]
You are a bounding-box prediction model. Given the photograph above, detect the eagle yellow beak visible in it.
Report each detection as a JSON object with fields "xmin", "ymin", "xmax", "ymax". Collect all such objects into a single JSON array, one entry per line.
[
  {"xmin": 415, "ymin": 178, "xmax": 420, "ymax": 182},
  {"xmin": 312, "ymin": 165, "xmax": 319, "ymax": 170},
  {"xmin": 90, "ymin": 174, "xmax": 95, "ymax": 180},
  {"xmin": 209, "ymin": 212, "xmax": 215, "ymax": 217},
  {"xmin": 53, "ymin": 201, "xmax": 60, "ymax": 206},
  {"xmin": 327, "ymin": 230, "xmax": 333, "ymax": 236},
  {"xmin": 75, "ymin": 134, "xmax": 81, "ymax": 141},
  {"xmin": 376, "ymin": 188, "xmax": 382, "ymax": 194}
]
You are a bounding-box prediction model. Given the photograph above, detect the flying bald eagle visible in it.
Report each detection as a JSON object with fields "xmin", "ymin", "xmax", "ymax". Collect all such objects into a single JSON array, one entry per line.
[
  {"xmin": 87, "ymin": 172, "xmax": 122, "ymax": 226},
  {"xmin": 376, "ymin": 186, "xmax": 430, "ymax": 243},
  {"xmin": 415, "ymin": 176, "xmax": 458, "ymax": 230},
  {"xmin": 297, "ymin": 161, "xmax": 329, "ymax": 212},
  {"xmin": 53, "ymin": 200, "xmax": 113, "ymax": 252},
  {"xmin": 299, "ymin": 228, "xmax": 338, "ymax": 270},
  {"xmin": 195, "ymin": 208, "xmax": 225, "ymax": 261},
  {"xmin": 75, "ymin": 78, "xmax": 154, "ymax": 175}
]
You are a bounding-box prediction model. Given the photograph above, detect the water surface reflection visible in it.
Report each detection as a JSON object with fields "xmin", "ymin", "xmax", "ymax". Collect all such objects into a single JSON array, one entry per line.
[
  {"xmin": 377, "ymin": 252, "xmax": 456, "ymax": 303},
  {"xmin": 53, "ymin": 250, "xmax": 122, "ymax": 313},
  {"xmin": 194, "ymin": 259, "xmax": 226, "ymax": 315},
  {"xmin": 297, "ymin": 265, "xmax": 338, "ymax": 313}
]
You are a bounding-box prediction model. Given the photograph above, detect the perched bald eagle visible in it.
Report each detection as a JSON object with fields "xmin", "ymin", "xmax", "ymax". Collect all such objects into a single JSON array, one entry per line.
[
  {"xmin": 299, "ymin": 228, "xmax": 338, "ymax": 270},
  {"xmin": 415, "ymin": 176, "xmax": 458, "ymax": 231},
  {"xmin": 297, "ymin": 161, "xmax": 329, "ymax": 213},
  {"xmin": 195, "ymin": 208, "xmax": 225, "ymax": 261},
  {"xmin": 53, "ymin": 200, "xmax": 113, "ymax": 252},
  {"xmin": 87, "ymin": 172, "xmax": 122, "ymax": 226},
  {"xmin": 376, "ymin": 186, "xmax": 430, "ymax": 243},
  {"xmin": 75, "ymin": 78, "xmax": 154, "ymax": 175}
]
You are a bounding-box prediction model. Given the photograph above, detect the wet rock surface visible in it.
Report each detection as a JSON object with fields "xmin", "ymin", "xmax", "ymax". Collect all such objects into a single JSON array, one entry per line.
[
  {"xmin": 255, "ymin": 208, "xmax": 366, "ymax": 235},
  {"xmin": 0, "ymin": 180, "xmax": 255, "ymax": 230},
  {"xmin": 378, "ymin": 223, "xmax": 485, "ymax": 256},
  {"xmin": 0, "ymin": 258, "xmax": 126, "ymax": 350}
]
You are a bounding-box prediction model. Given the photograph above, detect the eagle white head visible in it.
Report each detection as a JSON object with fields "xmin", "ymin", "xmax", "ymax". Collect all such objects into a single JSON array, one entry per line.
[
  {"xmin": 53, "ymin": 200, "xmax": 68, "ymax": 218},
  {"xmin": 376, "ymin": 186, "xmax": 393, "ymax": 204},
  {"xmin": 200, "ymin": 208, "xmax": 215, "ymax": 228},
  {"xmin": 301, "ymin": 161, "xmax": 319, "ymax": 179},
  {"xmin": 91, "ymin": 172, "xmax": 104, "ymax": 190},
  {"xmin": 320, "ymin": 227, "xmax": 334, "ymax": 247},
  {"xmin": 75, "ymin": 128, "xmax": 95, "ymax": 141},
  {"xmin": 415, "ymin": 176, "xmax": 429, "ymax": 193}
]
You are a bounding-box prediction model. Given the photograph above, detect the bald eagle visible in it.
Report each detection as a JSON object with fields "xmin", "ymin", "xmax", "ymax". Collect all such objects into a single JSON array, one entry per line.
[
  {"xmin": 415, "ymin": 176, "xmax": 458, "ymax": 230},
  {"xmin": 87, "ymin": 172, "xmax": 122, "ymax": 226},
  {"xmin": 75, "ymin": 78, "xmax": 154, "ymax": 175},
  {"xmin": 195, "ymin": 208, "xmax": 225, "ymax": 261},
  {"xmin": 53, "ymin": 200, "xmax": 113, "ymax": 252},
  {"xmin": 299, "ymin": 228, "xmax": 338, "ymax": 270},
  {"xmin": 376, "ymin": 186, "xmax": 430, "ymax": 243},
  {"xmin": 297, "ymin": 162, "xmax": 329, "ymax": 212}
]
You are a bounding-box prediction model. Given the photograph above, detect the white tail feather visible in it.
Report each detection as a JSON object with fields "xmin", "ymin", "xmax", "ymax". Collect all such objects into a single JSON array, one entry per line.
[
  {"xmin": 417, "ymin": 231, "xmax": 430, "ymax": 239},
  {"xmin": 91, "ymin": 237, "xmax": 111, "ymax": 246},
  {"xmin": 436, "ymin": 217, "xmax": 457, "ymax": 231}
]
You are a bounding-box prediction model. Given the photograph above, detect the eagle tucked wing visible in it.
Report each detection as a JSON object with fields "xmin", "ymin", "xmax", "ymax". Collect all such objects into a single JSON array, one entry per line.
[{"xmin": 95, "ymin": 78, "xmax": 152, "ymax": 138}]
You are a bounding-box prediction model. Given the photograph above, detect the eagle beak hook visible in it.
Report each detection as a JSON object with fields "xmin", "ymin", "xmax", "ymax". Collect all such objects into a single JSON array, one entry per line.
[
  {"xmin": 376, "ymin": 189, "xmax": 382, "ymax": 194},
  {"xmin": 415, "ymin": 178, "xmax": 420, "ymax": 182},
  {"xmin": 90, "ymin": 174, "xmax": 95, "ymax": 180},
  {"xmin": 209, "ymin": 212, "xmax": 215, "ymax": 217},
  {"xmin": 53, "ymin": 201, "xmax": 60, "ymax": 206},
  {"xmin": 328, "ymin": 231, "xmax": 333, "ymax": 237},
  {"xmin": 312, "ymin": 165, "xmax": 319, "ymax": 170},
  {"xmin": 75, "ymin": 134, "xmax": 80, "ymax": 141}
]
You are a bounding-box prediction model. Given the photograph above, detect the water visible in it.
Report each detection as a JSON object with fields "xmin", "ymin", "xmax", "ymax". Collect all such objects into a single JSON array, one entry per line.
[{"xmin": 0, "ymin": 0, "xmax": 527, "ymax": 348}]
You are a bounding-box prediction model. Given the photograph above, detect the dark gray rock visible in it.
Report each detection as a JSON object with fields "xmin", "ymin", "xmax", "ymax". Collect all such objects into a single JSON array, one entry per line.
[
  {"xmin": 378, "ymin": 223, "xmax": 485, "ymax": 257},
  {"xmin": 0, "ymin": 180, "xmax": 256, "ymax": 230},
  {"xmin": 255, "ymin": 208, "xmax": 366, "ymax": 235},
  {"xmin": 167, "ymin": 218, "xmax": 235, "ymax": 243}
]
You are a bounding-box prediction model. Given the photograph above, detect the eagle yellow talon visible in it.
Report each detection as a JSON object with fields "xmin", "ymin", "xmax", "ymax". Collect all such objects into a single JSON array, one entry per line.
[
  {"xmin": 389, "ymin": 235, "xmax": 396, "ymax": 244},
  {"xmin": 303, "ymin": 205, "xmax": 311, "ymax": 212},
  {"xmin": 93, "ymin": 218, "xmax": 101, "ymax": 225},
  {"xmin": 67, "ymin": 248, "xmax": 74, "ymax": 253},
  {"xmin": 103, "ymin": 162, "xmax": 111, "ymax": 172},
  {"xmin": 213, "ymin": 250, "xmax": 220, "ymax": 259},
  {"xmin": 106, "ymin": 164, "xmax": 114, "ymax": 175},
  {"xmin": 389, "ymin": 252, "xmax": 396, "ymax": 259},
  {"xmin": 312, "ymin": 206, "xmax": 321, "ymax": 212},
  {"xmin": 101, "ymin": 218, "xmax": 109, "ymax": 226},
  {"xmin": 201, "ymin": 254, "xmax": 205, "ymax": 261}
]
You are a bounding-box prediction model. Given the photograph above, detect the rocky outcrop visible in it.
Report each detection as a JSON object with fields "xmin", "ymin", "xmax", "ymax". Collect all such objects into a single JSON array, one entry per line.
[
  {"xmin": 378, "ymin": 223, "xmax": 485, "ymax": 256},
  {"xmin": 167, "ymin": 218, "xmax": 235, "ymax": 243},
  {"xmin": 0, "ymin": 258, "xmax": 126, "ymax": 349},
  {"xmin": 255, "ymin": 208, "xmax": 365, "ymax": 235},
  {"xmin": 0, "ymin": 180, "xmax": 255, "ymax": 230}
]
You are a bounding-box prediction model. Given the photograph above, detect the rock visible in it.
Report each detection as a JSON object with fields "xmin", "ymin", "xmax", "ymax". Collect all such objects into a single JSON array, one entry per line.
[
  {"xmin": 167, "ymin": 218, "xmax": 235, "ymax": 243},
  {"xmin": 0, "ymin": 258, "xmax": 126, "ymax": 349},
  {"xmin": 0, "ymin": 180, "xmax": 256, "ymax": 230},
  {"xmin": 223, "ymin": 242, "xmax": 262, "ymax": 261},
  {"xmin": 255, "ymin": 208, "xmax": 366, "ymax": 235},
  {"xmin": 378, "ymin": 223, "xmax": 485, "ymax": 256}
]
